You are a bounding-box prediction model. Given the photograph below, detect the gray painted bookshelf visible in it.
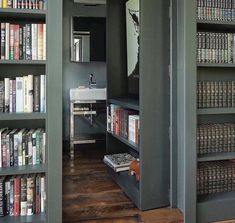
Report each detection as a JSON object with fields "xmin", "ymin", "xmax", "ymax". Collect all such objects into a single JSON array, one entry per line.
[
  {"xmin": 176, "ymin": 0, "xmax": 235, "ymax": 222},
  {"xmin": 0, "ymin": 1, "xmax": 62, "ymax": 222},
  {"xmin": 106, "ymin": 0, "xmax": 170, "ymax": 211}
]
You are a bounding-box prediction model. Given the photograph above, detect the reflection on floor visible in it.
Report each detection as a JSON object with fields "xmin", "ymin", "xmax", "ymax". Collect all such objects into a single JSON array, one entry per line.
[{"xmin": 62, "ymin": 145, "xmax": 183, "ymax": 223}]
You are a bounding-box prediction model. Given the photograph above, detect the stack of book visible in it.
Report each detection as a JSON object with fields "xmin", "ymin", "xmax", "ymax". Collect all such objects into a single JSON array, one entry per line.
[
  {"xmin": 197, "ymin": 0, "xmax": 235, "ymax": 21},
  {"xmin": 0, "ymin": 174, "xmax": 46, "ymax": 217},
  {"xmin": 107, "ymin": 104, "xmax": 140, "ymax": 145},
  {"xmin": 0, "ymin": 23, "xmax": 46, "ymax": 61},
  {"xmin": 0, "ymin": 128, "xmax": 46, "ymax": 168},
  {"xmin": 197, "ymin": 123, "xmax": 235, "ymax": 155},
  {"xmin": 197, "ymin": 32, "xmax": 235, "ymax": 64},
  {"xmin": 197, "ymin": 81, "xmax": 235, "ymax": 108},
  {"xmin": 0, "ymin": 0, "xmax": 47, "ymax": 9},
  {"xmin": 197, "ymin": 160, "xmax": 235, "ymax": 195},
  {"xmin": 103, "ymin": 153, "xmax": 136, "ymax": 172},
  {"xmin": 0, "ymin": 75, "xmax": 46, "ymax": 113}
]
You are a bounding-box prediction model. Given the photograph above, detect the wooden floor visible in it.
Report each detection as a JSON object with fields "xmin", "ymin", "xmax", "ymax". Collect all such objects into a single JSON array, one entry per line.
[
  {"xmin": 62, "ymin": 145, "xmax": 235, "ymax": 223},
  {"xmin": 62, "ymin": 145, "xmax": 183, "ymax": 223}
]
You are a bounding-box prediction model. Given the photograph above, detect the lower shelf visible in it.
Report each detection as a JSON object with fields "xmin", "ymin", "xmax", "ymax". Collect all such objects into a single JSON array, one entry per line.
[
  {"xmin": 107, "ymin": 166, "xmax": 140, "ymax": 209},
  {"xmin": 197, "ymin": 191, "xmax": 235, "ymax": 222},
  {"xmin": 1, "ymin": 213, "xmax": 46, "ymax": 223},
  {"xmin": 198, "ymin": 152, "xmax": 235, "ymax": 162}
]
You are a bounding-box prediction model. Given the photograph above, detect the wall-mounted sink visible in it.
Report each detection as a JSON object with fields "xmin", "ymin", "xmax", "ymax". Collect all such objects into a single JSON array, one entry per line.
[{"xmin": 70, "ymin": 87, "xmax": 107, "ymax": 101}]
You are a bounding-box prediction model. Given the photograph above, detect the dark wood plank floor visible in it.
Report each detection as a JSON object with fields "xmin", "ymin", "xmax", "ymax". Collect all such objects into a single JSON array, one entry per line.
[{"xmin": 62, "ymin": 145, "xmax": 183, "ymax": 223}]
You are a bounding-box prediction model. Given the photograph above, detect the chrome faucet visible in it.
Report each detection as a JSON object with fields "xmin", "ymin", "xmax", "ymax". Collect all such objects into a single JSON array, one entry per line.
[{"xmin": 89, "ymin": 73, "xmax": 96, "ymax": 89}]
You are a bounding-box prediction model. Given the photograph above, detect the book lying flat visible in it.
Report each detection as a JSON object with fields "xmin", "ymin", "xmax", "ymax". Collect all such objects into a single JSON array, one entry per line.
[{"xmin": 103, "ymin": 153, "xmax": 136, "ymax": 172}]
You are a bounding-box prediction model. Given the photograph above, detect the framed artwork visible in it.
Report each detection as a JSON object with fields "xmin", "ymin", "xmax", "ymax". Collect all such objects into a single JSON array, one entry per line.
[{"xmin": 126, "ymin": 0, "xmax": 140, "ymax": 79}]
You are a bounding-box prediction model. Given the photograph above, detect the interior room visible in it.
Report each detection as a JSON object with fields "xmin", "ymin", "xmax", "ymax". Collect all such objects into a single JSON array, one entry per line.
[{"xmin": 1, "ymin": 0, "xmax": 235, "ymax": 223}]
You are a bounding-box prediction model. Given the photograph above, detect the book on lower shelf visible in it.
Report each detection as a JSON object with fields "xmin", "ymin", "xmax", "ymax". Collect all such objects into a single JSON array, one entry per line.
[
  {"xmin": 0, "ymin": 74, "xmax": 46, "ymax": 113},
  {"xmin": 0, "ymin": 173, "xmax": 46, "ymax": 217},
  {"xmin": 103, "ymin": 153, "xmax": 136, "ymax": 172},
  {"xmin": 107, "ymin": 104, "xmax": 140, "ymax": 145},
  {"xmin": 0, "ymin": 128, "xmax": 46, "ymax": 168},
  {"xmin": 197, "ymin": 160, "xmax": 235, "ymax": 196}
]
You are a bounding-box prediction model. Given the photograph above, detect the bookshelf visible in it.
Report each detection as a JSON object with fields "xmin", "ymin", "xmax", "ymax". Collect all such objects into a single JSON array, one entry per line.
[
  {"xmin": 176, "ymin": 0, "xmax": 235, "ymax": 222},
  {"xmin": 0, "ymin": 0, "xmax": 62, "ymax": 222},
  {"xmin": 106, "ymin": 0, "xmax": 170, "ymax": 210}
]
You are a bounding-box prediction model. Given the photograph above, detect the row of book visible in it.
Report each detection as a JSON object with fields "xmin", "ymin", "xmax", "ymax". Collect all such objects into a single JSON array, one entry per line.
[
  {"xmin": 197, "ymin": 32, "xmax": 235, "ymax": 64},
  {"xmin": 0, "ymin": 174, "xmax": 46, "ymax": 217},
  {"xmin": 197, "ymin": 161, "xmax": 235, "ymax": 195},
  {"xmin": 0, "ymin": 23, "xmax": 46, "ymax": 61},
  {"xmin": 0, "ymin": 0, "xmax": 46, "ymax": 9},
  {"xmin": 197, "ymin": 81, "xmax": 235, "ymax": 108},
  {"xmin": 197, "ymin": 123, "xmax": 235, "ymax": 155},
  {"xmin": 107, "ymin": 104, "xmax": 140, "ymax": 145},
  {"xmin": 197, "ymin": 0, "xmax": 235, "ymax": 21},
  {"xmin": 0, "ymin": 128, "xmax": 46, "ymax": 168},
  {"xmin": 0, "ymin": 75, "xmax": 46, "ymax": 113},
  {"xmin": 103, "ymin": 153, "xmax": 135, "ymax": 172}
]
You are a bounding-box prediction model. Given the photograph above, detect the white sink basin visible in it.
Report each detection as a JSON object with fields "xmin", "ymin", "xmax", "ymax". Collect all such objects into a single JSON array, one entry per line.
[{"xmin": 70, "ymin": 88, "xmax": 107, "ymax": 101}]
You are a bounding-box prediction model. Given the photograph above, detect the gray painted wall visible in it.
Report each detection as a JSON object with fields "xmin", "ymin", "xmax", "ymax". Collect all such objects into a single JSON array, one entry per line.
[{"xmin": 63, "ymin": 0, "xmax": 107, "ymax": 140}]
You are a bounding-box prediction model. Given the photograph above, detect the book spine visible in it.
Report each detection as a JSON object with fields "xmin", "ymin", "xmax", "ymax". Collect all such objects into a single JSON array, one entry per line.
[
  {"xmin": 19, "ymin": 26, "xmax": 23, "ymax": 60},
  {"xmin": 36, "ymin": 130, "xmax": 40, "ymax": 164},
  {"xmin": 9, "ymin": 178, "xmax": 14, "ymax": 216},
  {"xmin": 40, "ymin": 176, "xmax": 45, "ymax": 213},
  {"xmin": 33, "ymin": 76, "xmax": 40, "ymax": 112},
  {"xmin": 43, "ymin": 24, "xmax": 46, "ymax": 60},
  {"xmin": 9, "ymin": 79, "xmax": 13, "ymax": 113},
  {"xmin": 23, "ymin": 76, "xmax": 28, "ymax": 112},
  {"xmin": 27, "ymin": 74, "xmax": 34, "ymax": 113},
  {"xmin": 4, "ymin": 78, "xmax": 10, "ymax": 112},
  {"xmin": 1, "ymin": 23, "xmax": 6, "ymax": 60},
  {"xmin": 9, "ymin": 132, "xmax": 14, "ymax": 166},
  {"xmin": 12, "ymin": 79, "xmax": 16, "ymax": 112},
  {"xmin": 40, "ymin": 75, "xmax": 45, "ymax": 112},
  {"xmin": 20, "ymin": 177, "xmax": 27, "ymax": 216},
  {"xmin": 5, "ymin": 23, "xmax": 9, "ymax": 60},
  {"xmin": 0, "ymin": 178, "xmax": 6, "ymax": 217},
  {"xmin": 14, "ymin": 133, "xmax": 18, "ymax": 166},
  {"xmin": 35, "ymin": 175, "xmax": 40, "ymax": 213},
  {"xmin": 14, "ymin": 25, "xmax": 20, "ymax": 60},
  {"xmin": 26, "ymin": 24, "xmax": 32, "ymax": 60},
  {"xmin": 27, "ymin": 176, "xmax": 34, "ymax": 215},
  {"xmin": 32, "ymin": 132, "xmax": 36, "ymax": 165},
  {"xmin": 18, "ymin": 131, "xmax": 23, "ymax": 166},
  {"xmin": 14, "ymin": 177, "xmax": 21, "ymax": 216},
  {"xmin": 37, "ymin": 24, "xmax": 43, "ymax": 60},
  {"xmin": 9, "ymin": 24, "xmax": 14, "ymax": 60},
  {"xmin": 16, "ymin": 77, "xmax": 24, "ymax": 113},
  {"xmin": 0, "ymin": 81, "xmax": 4, "ymax": 112}
]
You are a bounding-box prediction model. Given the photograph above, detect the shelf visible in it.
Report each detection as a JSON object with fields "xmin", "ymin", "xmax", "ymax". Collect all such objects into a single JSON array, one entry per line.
[
  {"xmin": 197, "ymin": 191, "xmax": 235, "ymax": 223},
  {"xmin": 0, "ymin": 164, "xmax": 47, "ymax": 176},
  {"xmin": 198, "ymin": 152, "xmax": 235, "ymax": 162},
  {"xmin": 197, "ymin": 20, "xmax": 235, "ymax": 32},
  {"xmin": 0, "ymin": 112, "xmax": 46, "ymax": 121},
  {"xmin": 1, "ymin": 213, "xmax": 46, "ymax": 223},
  {"xmin": 197, "ymin": 20, "xmax": 235, "ymax": 26},
  {"xmin": 109, "ymin": 98, "xmax": 139, "ymax": 111},
  {"xmin": 0, "ymin": 8, "xmax": 46, "ymax": 20},
  {"xmin": 0, "ymin": 60, "xmax": 46, "ymax": 65},
  {"xmin": 107, "ymin": 167, "xmax": 140, "ymax": 208},
  {"xmin": 197, "ymin": 63, "xmax": 235, "ymax": 68},
  {"xmin": 107, "ymin": 131, "xmax": 139, "ymax": 152},
  {"xmin": 197, "ymin": 108, "xmax": 235, "ymax": 115}
]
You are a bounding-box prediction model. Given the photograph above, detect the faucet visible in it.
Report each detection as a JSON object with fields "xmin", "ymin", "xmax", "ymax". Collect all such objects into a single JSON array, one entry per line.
[{"xmin": 89, "ymin": 73, "xmax": 96, "ymax": 89}]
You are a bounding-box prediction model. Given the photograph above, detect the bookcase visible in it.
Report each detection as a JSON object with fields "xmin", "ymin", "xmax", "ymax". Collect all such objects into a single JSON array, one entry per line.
[
  {"xmin": 176, "ymin": 0, "xmax": 235, "ymax": 222},
  {"xmin": 106, "ymin": 0, "xmax": 170, "ymax": 210},
  {"xmin": 0, "ymin": 0, "xmax": 62, "ymax": 222}
]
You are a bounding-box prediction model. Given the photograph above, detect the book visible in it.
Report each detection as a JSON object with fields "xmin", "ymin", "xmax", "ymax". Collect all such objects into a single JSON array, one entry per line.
[
  {"xmin": 103, "ymin": 153, "xmax": 136, "ymax": 172},
  {"xmin": 16, "ymin": 77, "xmax": 24, "ymax": 113}
]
